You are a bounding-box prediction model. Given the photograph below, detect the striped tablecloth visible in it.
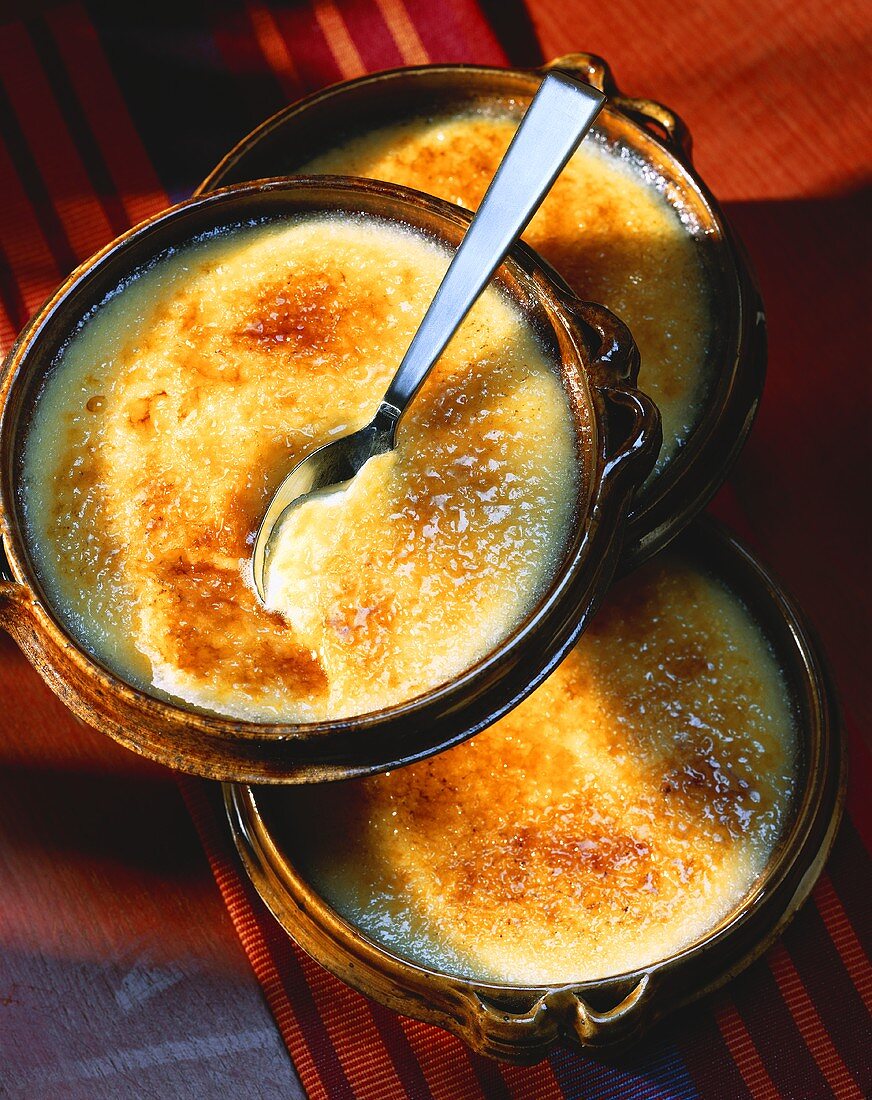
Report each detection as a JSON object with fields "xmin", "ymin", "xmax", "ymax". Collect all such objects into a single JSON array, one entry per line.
[{"xmin": 0, "ymin": 2, "xmax": 869, "ymax": 1097}]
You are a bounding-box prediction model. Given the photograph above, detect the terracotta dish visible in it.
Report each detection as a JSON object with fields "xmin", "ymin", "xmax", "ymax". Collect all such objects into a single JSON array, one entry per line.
[
  {"xmin": 226, "ymin": 518, "xmax": 843, "ymax": 1061},
  {"xmin": 0, "ymin": 176, "xmax": 658, "ymax": 782}
]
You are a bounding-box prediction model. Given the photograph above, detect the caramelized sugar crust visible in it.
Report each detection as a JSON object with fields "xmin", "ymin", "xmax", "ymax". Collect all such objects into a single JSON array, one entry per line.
[
  {"xmin": 304, "ymin": 114, "xmax": 711, "ymax": 473},
  {"xmin": 281, "ymin": 556, "xmax": 797, "ymax": 983},
  {"xmin": 25, "ymin": 217, "xmax": 580, "ymax": 721}
]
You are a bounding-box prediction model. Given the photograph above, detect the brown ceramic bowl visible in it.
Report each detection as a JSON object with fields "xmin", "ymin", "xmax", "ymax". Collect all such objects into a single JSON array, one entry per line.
[
  {"xmin": 225, "ymin": 516, "xmax": 844, "ymax": 1062},
  {"xmin": 200, "ymin": 53, "xmax": 766, "ymax": 572},
  {"xmin": 0, "ymin": 176, "xmax": 659, "ymax": 783}
]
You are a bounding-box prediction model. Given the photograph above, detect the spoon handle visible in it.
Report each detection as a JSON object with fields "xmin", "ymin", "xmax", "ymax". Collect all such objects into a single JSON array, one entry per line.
[{"xmin": 379, "ymin": 71, "xmax": 604, "ymax": 426}]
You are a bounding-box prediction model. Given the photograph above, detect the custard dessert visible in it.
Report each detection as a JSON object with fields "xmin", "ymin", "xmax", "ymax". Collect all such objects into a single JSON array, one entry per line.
[
  {"xmin": 21, "ymin": 214, "xmax": 582, "ymax": 722},
  {"xmin": 303, "ymin": 111, "xmax": 711, "ymax": 476},
  {"xmin": 271, "ymin": 552, "xmax": 797, "ymax": 984}
]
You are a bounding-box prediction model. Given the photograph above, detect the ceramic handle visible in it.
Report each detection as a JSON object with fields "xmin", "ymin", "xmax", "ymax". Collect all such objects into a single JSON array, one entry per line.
[
  {"xmin": 571, "ymin": 298, "xmax": 639, "ymax": 387},
  {"xmin": 544, "ymin": 52, "xmax": 613, "ymax": 93},
  {"xmin": 569, "ymin": 298, "xmax": 662, "ymax": 483},
  {"xmin": 0, "ymin": 536, "xmax": 11, "ymax": 583},
  {"xmin": 0, "ymin": 576, "xmax": 14, "ymax": 624},
  {"xmin": 599, "ymin": 386, "xmax": 661, "ymax": 483},
  {"xmin": 566, "ymin": 975, "xmax": 654, "ymax": 1045},
  {"xmin": 613, "ymin": 95, "xmax": 692, "ymax": 160},
  {"xmin": 543, "ymin": 52, "xmax": 693, "ymax": 161},
  {"xmin": 0, "ymin": 535, "xmax": 28, "ymax": 631},
  {"xmin": 470, "ymin": 974, "xmax": 655, "ymax": 1057}
]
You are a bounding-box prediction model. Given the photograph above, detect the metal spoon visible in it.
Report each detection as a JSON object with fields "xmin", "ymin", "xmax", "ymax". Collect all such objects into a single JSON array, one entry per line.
[{"xmin": 252, "ymin": 71, "xmax": 604, "ymax": 599}]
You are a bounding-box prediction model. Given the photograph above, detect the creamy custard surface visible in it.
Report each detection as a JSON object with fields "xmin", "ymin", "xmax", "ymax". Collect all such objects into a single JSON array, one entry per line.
[
  {"xmin": 22, "ymin": 215, "xmax": 582, "ymax": 722},
  {"xmin": 275, "ymin": 555, "xmax": 797, "ymax": 984},
  {"xmin": 304, "ymin": 112, "xmax": 712, "ymax": 475}
]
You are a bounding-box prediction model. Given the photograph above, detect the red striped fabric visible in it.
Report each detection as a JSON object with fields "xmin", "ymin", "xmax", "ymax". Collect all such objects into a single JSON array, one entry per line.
[{"xmin": 0, "ymin": 2, "xmax": 869, "ymax": 1097}]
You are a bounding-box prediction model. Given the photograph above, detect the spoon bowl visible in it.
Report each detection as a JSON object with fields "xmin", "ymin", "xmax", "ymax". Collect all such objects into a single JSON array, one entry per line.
[{"xmin": 252, "ymin": 404, "xmax": 398, "ymax": 599}]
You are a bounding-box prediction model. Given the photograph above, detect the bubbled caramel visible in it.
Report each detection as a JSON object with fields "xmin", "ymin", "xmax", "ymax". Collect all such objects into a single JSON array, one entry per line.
[
  {"xmin": 278, "ymin": 555, "xmax": 797, "ymax": 984},
  {"xmin": 23, "ymin": 215, "xmax": 582, "ymax": 721}
]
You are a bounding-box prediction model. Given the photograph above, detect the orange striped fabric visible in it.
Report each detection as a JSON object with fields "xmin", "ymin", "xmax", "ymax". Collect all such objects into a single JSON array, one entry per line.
[
  {"xmin": 0, "ymin": 1, "xmax": 869, "ymax": 1097},
  {"xmin": 371, "ymin": 0, "xmax": 429, "ymax": 66},
  {"xmin": 715, "ymin": 1004, "xmax": 781, "ymax": 1100},
  {"xmin": 813, "ymin": 875, "xmax": 872, "ymax": 1016},
  {"xmin": 767, "ymin": 943, "xmax": 864, "ymax": 1098},
  {"xmin": 245, "ymin": 3, "xmax": 303, "ymax": 99}
]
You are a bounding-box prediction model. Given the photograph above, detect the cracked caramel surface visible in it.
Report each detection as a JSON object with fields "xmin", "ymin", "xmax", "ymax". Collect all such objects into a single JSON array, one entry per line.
[
  {"xmin": 22, "ymin": 215, "xmax": 581, "ymax": 721},
  {"xmin": 272, "ymin": 554, "xmax": 797, "ymax": 983},
  {"xmin": 303, "ymin": 112, "xmax": 711, "ymax": 475}
]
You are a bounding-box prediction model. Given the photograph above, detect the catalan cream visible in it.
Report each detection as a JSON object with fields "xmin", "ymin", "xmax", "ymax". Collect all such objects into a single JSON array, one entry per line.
[
  {"xmin": 303, "ymin": 111, "xmax": 711, "ymax": 475},
  {"xmin": 272, "ymin": 552, "xmax": 797, "ymax": 984},
  {"xmin": 21, "ymin": 215, "xmax": 582, "ymax": 722}
]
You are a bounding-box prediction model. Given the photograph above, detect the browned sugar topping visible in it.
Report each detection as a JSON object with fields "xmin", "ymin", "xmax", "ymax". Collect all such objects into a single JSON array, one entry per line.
[
  {"xmin": 281, "ymin": 555, "xmax": 797, "ymax": 983},
  {"xmin": 26, "ymin": 216, "xmax": 580, "ymax": 721}
]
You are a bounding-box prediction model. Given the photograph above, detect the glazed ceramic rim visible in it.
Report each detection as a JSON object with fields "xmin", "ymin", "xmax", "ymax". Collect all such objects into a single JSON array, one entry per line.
[
  {"xmin": 198, "ymin": 53, "xmax": 767, "ymax": 573},
  {"xmin": 0, "ymin": 175, "xmax": 659, "ymax": 782},
  {"xmin": 224, "ymin": 515, "xmax": 844, "ymax": 1061}
]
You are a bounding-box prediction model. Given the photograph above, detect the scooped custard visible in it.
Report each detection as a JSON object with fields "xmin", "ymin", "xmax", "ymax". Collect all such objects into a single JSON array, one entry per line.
[
  {"xmin": 303, "ymin": 111, "xmax": 711, "ymax": 476},
  {"xmin": 21, "ymin": 215, "xmax": 583, "ymax": 722},
  {"xmin": 272, "ymin": 552, "xmax": 797, "ymax": 984}
]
